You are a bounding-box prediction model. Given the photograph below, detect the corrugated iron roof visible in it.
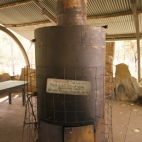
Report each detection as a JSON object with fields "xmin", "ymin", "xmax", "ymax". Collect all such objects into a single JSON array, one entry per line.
[
  {"xmin": 40, "ymin": 0, "xmax": 56, "ymax": 17},
  {"xmin": 87, "ymin": 15, "xmax": 135, "ymax": 35},
  {"xmin": 0, "ymin": 0, "xmax": 24, "ymax": 5},
  {"xmin": 0, "ymin": 2, "xmax": 47, "ymax": 24},
  {"xmin": 87, "ymin": 0, "xmax": 131, "ymax": 16},
  {"xmin": 0, "ymin": 0, "xmax": 141, "ymax": 40}
]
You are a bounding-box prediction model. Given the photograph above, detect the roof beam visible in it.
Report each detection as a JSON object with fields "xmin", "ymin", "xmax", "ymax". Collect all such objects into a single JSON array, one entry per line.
[
  {"xmin": 32, "ymin": 0, "xmax": 57, "ymax": 25},
  {"xmin": 88, "ymin": 11, "xmax": 132, "ymax": 19},
  {"xmin": 87, "ymin": 10, "xmax": 142, "ymax": 20},
  {"xmin": 106, "ymin": 33, "xmax": 142, "ymax": 39},
  {"xmin": 0, "ymin": 0, "xmax": 32, "ymax": 9},
  {"xmin": 106, "ymin": 33, "xmax": 137, "ymax": 39},
  {"xmin": 3, "ymin": 20, "xmax": 51, "ymax": 27}
]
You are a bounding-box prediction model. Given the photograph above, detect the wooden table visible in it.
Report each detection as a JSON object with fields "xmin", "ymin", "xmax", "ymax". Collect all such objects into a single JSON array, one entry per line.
[{"xmin": 0, "ymin": 80, "xmax": 28, "ymax": 106}]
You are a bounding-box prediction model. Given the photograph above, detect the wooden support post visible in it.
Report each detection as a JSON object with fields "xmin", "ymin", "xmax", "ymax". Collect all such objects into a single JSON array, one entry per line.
[
  {"xmin": 4, "ymin": 20, "xmax": 50, "ymax": 27},
  {"xmin": 9, "ymin": 92, "xmax": 12, "ymax": 104},
  {"xmin": 131, "ymin": 0, "xmax": 141, "ymax": 81},
  {"xmin": 137, "ymin": 39, "xmax": 141, "ymax": 81},
  {"xmin": 22, "ymin": 88, "xmax": 26, "ymax": 106}
]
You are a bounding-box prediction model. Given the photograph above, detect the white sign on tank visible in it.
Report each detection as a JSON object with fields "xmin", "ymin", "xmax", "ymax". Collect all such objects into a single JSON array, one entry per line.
[{"xmin": 46, "ymin": 78, "xmax": 91, "ymax": 95}]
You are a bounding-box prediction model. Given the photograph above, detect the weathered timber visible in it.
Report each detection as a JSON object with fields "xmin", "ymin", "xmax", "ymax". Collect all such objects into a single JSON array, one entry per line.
[{"xmin": 105, "ymin": 42, "xmax": 115, "ymax": 96}]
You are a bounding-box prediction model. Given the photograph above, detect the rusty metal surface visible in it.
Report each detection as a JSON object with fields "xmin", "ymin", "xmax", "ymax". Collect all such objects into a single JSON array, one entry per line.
[
  {"xmin": 39, "ymin": 121, "xmax": 63, "ymax": 142},
  {"xmin": 64, "ymin": 125, "xmax": 94, "ymax": 142},
  {"xmin": 39, "ymin": 122, "xmax": 95, "ymax": 142},
  {"xmin": 35, "ymin": 26, "xmax": 105, "ymax": 68},
  {"xmin": 35, "ymin": 25, "xmax": 106, "ymax": 142},
  {"xmin": 57, "ymin": 0, "xmax": 87, "ymax": 25},
  {"xmin": 62, "ymin": 0, "xmax": 87, "ymax": 9}
]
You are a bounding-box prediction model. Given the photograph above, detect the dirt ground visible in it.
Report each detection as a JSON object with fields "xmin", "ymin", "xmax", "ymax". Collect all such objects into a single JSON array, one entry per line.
[{"xmin": 0, "ymin": 94, "xmax": 142, "ymax": 142}]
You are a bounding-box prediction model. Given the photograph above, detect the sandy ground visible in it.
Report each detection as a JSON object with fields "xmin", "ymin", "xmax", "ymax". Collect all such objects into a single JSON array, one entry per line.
[{"xmin": 0, "ymin": 94, "xmax": 142, "ymax": 142}]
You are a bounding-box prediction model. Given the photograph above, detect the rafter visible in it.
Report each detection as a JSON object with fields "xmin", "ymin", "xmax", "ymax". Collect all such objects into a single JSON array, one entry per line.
[
  {"xmin": 87, "ymin": 10, "xmax": 142, "ymax": 20},
  {"xmin": 0, "ymin": 0, "xmax": 57, "ymax": 24},
  {"xmin": 106, "ymin": 33, "xmax": 142, "ymax": 39},
  {"xmin": 3, "ymin": 20, "xmax": 51, "ymax": 27},
  {"xmin": 88, "ymin": 12, "xmax": 132, "ymax": 20},
  {"xmin": 32, "ymin": 0, "xmax": 57, "ymax": 25}
]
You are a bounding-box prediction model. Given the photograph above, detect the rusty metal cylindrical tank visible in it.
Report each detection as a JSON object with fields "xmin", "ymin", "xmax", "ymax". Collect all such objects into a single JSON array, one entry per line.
[
  {"xmin": 35, "ymin": 26, "xmax": 105, "ymax": 124},
  {"xmin": 35, "ymin": 0, "xmax": 106, "ymax": 142}
]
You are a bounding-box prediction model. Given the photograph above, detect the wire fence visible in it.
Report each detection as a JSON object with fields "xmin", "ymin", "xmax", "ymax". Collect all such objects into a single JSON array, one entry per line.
[
  {"xmin": 22, "ymin": 66, "xmax": 38, "ymax": 142},
  {"xmin": 22, "ymin": 65, "xmax": 113, "ymax": 142}
]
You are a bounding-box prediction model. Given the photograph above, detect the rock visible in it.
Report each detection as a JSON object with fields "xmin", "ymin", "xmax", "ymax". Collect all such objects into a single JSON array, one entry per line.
[
  {"xmin": 115, "ymin": 63, "xmax": 138, "ymax": 101},
  {"xmin": 1, "ymin": 73, "xmax": 11, "ymax": 82},
  {"xmin": 131, "ymin": 77, "xmax": 142, "ymax": 97},
  {"xmin": 115, "ymin": 63, "xmax": 131, "ymax": 78}
]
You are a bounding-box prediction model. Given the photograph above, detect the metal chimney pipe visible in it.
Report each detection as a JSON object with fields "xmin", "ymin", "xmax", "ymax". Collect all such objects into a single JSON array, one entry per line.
[{"xmin": 57, "ymin": 0, "xmax": 87, "ymax": 25}]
